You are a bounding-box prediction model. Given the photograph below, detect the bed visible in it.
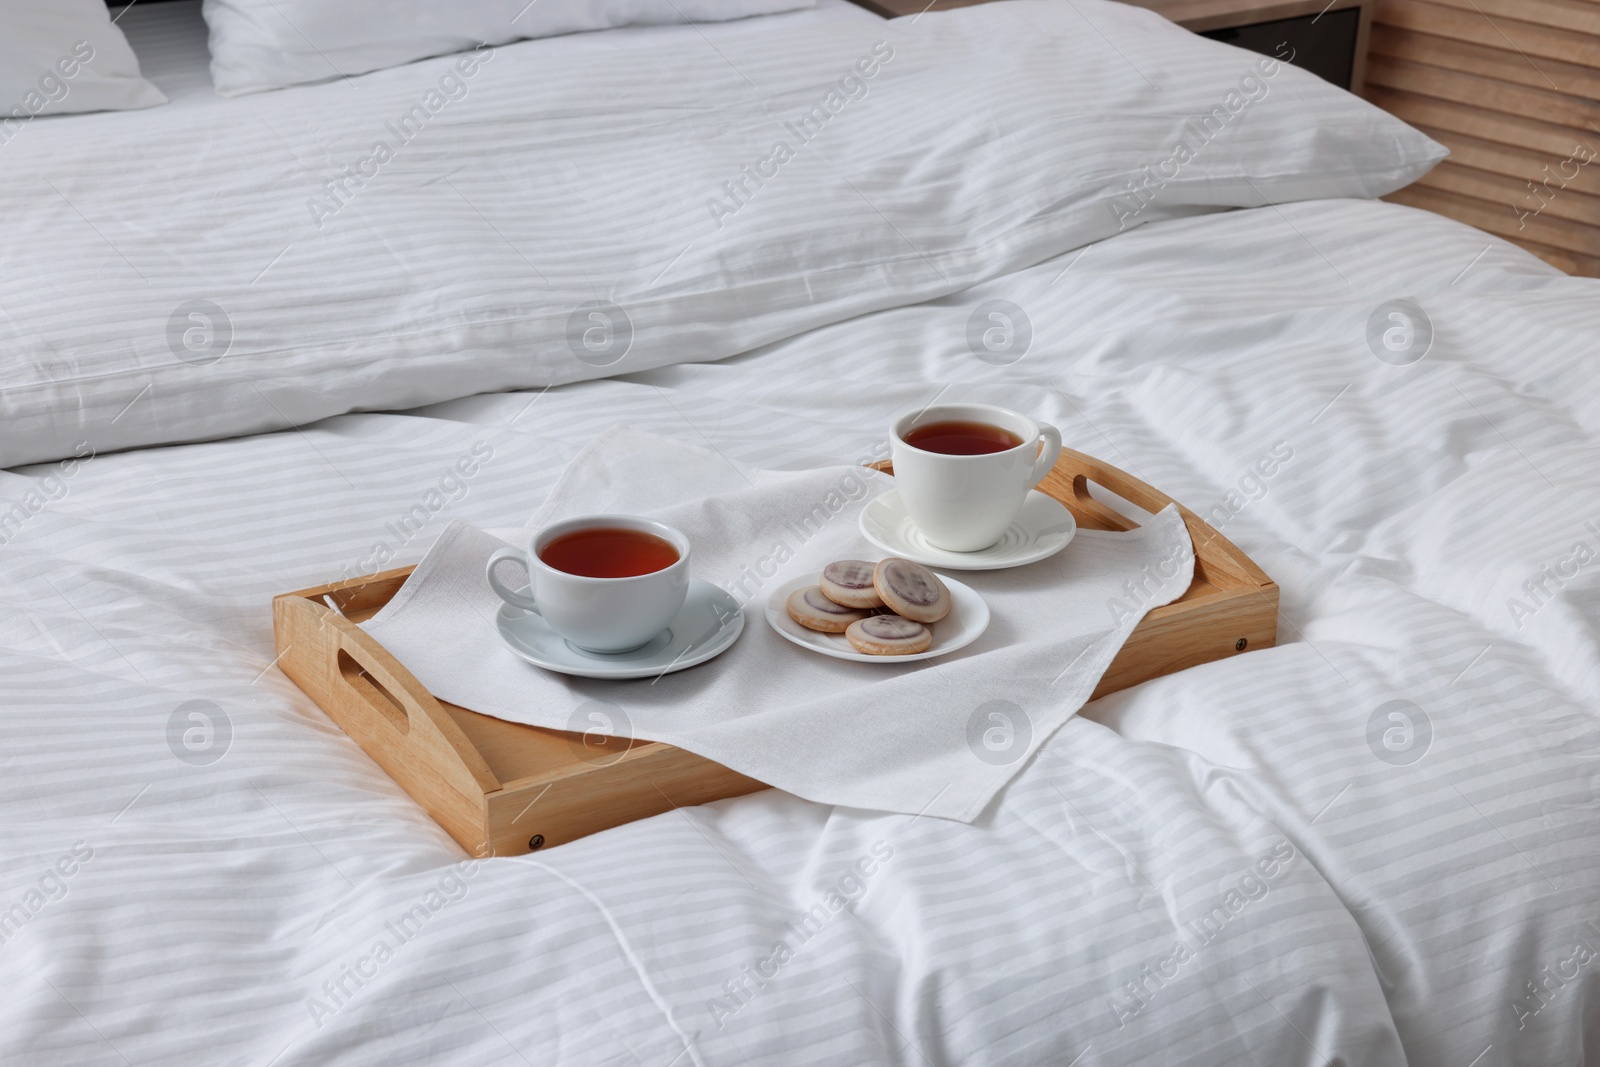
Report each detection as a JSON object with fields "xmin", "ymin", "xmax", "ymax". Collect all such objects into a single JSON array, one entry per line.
[{"xmin": 3, "ymin": 1, "xmax": 1598, "ymax": 1064}]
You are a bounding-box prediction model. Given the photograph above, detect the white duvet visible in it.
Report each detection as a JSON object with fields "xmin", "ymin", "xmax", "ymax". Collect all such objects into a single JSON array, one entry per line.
[{"xmin": 4, "ymin": 194, "xmax": 1599, "ymax": 1066}]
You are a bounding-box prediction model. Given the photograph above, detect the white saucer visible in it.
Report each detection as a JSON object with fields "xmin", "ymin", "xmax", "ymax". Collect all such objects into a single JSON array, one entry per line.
[
  {"xmin": 764, "ymin": 574, "xmax": 989, "ymax": 664},
  {"xmin": 496, "ymin": 578, "xmax": 743, "ymax": 680},
  {"xmin": 859, "ymin": 489, "xmax": 1076, "ymax": 571}
]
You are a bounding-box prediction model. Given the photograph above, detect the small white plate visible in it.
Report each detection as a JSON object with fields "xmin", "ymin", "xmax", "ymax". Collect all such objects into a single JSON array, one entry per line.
[
  {"xmin": 496, "ymin": 578, "xmax": 743, "ymax": 680},
  {"xmin": 764, "ymin": 573, "xmax": 989, "ymax": 664},
  {"xmin": 859, "ymin": 489, "xmax": 1076, "ymax": 571}
]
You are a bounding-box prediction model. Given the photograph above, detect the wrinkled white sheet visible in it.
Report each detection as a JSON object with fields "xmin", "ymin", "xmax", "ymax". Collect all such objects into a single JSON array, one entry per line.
[{"xmin": 3, "ymin": 195, "xmax": 1598, "ymax": 1066}]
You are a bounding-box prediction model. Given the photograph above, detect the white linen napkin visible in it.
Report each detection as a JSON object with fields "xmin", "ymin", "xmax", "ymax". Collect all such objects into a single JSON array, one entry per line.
[{"xmin": 361, "ymin": 427, "xmax": 1194, "ymax": 821}]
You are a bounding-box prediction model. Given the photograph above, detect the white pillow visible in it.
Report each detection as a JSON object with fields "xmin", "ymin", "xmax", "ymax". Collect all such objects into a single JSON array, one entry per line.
[
  {"xmin": 0, "ymin": 0, "xmax": 166, "ymax": 131},
  {"xmin": 201, "ymin": 0, "xmax": 817, "ymax": 96},
  {"xmin": 0, "ymin": 0, "xmax": 1445, "ymax": 469}
]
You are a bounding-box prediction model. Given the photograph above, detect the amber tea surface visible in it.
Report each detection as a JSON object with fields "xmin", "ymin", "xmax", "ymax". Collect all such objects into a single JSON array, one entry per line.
[
  {"xmin": 539, "ymin": 527, "xmax": 680, "ymax": 578},
  {"xmin": 903, "ymin": 420, "xmax": 1023, "ymax": 456}
]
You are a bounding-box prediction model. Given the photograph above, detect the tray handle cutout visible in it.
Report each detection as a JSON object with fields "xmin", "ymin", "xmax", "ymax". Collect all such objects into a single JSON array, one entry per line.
[
  {"xmin": 1060, "ymin": 452, "xmax": 1173, "ymax": 533},
  {"xmin": 273, "ymin": 587, "xmax": 502, "ymax": 851},
  {"xmin": 1057, "ymin": 451, "xmax": 1270, "ymax": 590},
  {"xmin": 337, "ymin": 649, "xmax": 410, "ymax": 736},
  {"xmin": 328, "ymin": 622, "xmax": 498, "ymax": 792}
]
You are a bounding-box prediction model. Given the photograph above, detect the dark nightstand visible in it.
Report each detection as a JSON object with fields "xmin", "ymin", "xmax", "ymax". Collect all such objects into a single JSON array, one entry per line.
[{"xmin": 846, "ymin": 0, "xmax": 1374, "ymax": 95}]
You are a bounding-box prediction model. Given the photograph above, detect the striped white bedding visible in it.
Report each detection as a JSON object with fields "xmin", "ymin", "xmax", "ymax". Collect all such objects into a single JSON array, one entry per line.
[
  {"xmin": 0, "ymin": 0, "xmax": 1440, "ymax": 469},
  {"xmin": 4, "ymin": 190, "xmax": 1598, "ymax": 1066},
  {"xmin": 6, "ymin": 0, "xmax": 1598, "ymax": 1063}
]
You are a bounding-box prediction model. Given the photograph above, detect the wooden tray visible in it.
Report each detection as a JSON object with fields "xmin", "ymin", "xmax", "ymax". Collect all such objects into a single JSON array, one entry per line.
[{"xmin": 272, "ymin": 449, "xmax": 1276, "ymax": 857}]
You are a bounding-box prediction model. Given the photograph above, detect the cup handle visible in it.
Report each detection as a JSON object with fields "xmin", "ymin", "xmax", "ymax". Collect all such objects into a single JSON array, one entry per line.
[
  {"xmin": 485, "ymin": 547, "xmax": 541, "ymax": 614},
  {"xmin": 1030, "ymin": 423, "xmax": 1063, "ymax": 486}
]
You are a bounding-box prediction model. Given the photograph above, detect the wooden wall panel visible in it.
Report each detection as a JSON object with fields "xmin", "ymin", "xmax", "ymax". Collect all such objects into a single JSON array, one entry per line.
[
  {"xmin": 1369, "ymin": 0, "xmax": 1600, "ymax": 275},
  {"xmin": 1380, "ymin": 0, "xmax": 1599, "ymax": 65}
]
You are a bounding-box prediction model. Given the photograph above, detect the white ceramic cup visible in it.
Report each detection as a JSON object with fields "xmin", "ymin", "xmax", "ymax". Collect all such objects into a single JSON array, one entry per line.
[
  {"xmin": 890, "ymin": 404, "xmax": 1063, "ymax": 552},
  {"xmin": 485, "ymin": 515, "xmax": 690, "ymax": 654}
]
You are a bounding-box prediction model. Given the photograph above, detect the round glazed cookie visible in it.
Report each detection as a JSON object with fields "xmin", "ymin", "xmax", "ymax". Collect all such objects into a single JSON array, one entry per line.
[
  {"xmin": 786, "ymin": 586, "xmax": 873, "ymax": 633},
  {"xmin": 872, "ymin": 557, "xmax": 951, "ymax": 623},
  {"xmin": 845, "ymin": 614, "xmax": 933, "ymax": 656},
  {"xmin": 819, "ymin": 560, "xmax": 884, "ymax": 609}
]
